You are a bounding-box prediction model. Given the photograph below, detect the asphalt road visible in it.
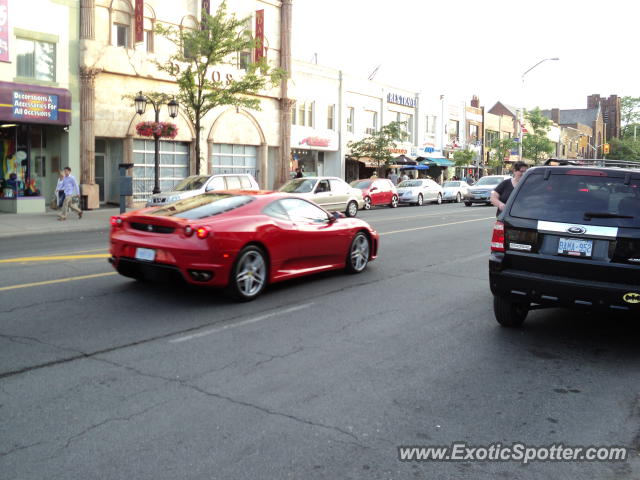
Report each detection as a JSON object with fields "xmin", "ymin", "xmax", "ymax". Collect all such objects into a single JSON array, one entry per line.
[{"xmin": 1, "ymin": 202, "xmax": 639, "ymax": 480}]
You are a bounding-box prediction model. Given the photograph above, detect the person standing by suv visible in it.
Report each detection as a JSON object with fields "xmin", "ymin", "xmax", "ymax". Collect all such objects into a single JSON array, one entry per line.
[{"xmin": 490, "ymin": 161, "xmax": 528, "ymax": 216}]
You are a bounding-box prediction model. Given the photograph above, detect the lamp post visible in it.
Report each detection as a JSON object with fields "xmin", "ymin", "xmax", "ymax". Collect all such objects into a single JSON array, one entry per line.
[
  {"xmin": 134, "ymin": 92, "xmax": 179, "ymax": 194},
  {"xmin": 519, "ymin": 57, "xmax": 559, "ymax": 161}
]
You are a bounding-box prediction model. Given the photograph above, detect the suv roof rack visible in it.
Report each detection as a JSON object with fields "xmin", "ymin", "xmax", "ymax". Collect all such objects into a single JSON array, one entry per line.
[{"xmin": 544, "ymin": 158, "xmax": 640, "ymax": 169}]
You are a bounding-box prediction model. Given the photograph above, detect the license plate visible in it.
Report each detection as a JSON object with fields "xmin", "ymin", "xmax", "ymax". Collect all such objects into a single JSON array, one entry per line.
[
  {"xmin": 474, "ymin": 195, "xmax": 484, "ymax": 199},
  {"xmin": 135, "ymin": 247, "xmax": 156, "ymax": 262},
  {"xmin": 558, "ymin": 237, "xmax": 593, "ymax": 257}
]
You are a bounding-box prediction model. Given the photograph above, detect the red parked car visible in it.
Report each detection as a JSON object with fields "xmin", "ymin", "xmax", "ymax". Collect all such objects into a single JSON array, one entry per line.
[
  {"xmin": 350, "ymin": 178, "xmax": 399, "ymax": 209},
  {"xmin": 109, "ymin": 191, "xmax": 379, "ymax": 301}
]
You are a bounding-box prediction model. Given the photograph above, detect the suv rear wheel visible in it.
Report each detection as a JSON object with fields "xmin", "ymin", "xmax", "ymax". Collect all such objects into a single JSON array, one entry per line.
[{"xmin": 493, "ymin": 295, "xmax": 528, "ymax": 327}]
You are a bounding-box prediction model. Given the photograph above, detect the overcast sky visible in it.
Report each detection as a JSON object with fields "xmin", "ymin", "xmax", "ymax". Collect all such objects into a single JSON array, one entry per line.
[{"xmin": 292, "ymin": 0, "xmax": 637, "ymax": 111}]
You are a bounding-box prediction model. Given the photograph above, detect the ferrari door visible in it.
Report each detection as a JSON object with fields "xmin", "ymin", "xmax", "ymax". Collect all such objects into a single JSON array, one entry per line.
[{"xmin": 280, "ymin": 198, "xmax": 346, "ymax": 269}]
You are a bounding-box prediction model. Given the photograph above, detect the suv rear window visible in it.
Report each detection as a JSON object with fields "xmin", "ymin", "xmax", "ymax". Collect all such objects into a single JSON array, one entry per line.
[{"xmin": 510, "ymin": 170, "xmax": 640, "ymax": 227}]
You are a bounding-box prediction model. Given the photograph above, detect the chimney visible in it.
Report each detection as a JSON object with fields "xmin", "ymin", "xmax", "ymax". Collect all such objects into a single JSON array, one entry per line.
[
  {"xmin": 471, "ymin": 95, "xmax": 480, "ymax": 108},
  {"xmin": 551, "ymin": 108, "xmax": 560, "ymax": 124}
]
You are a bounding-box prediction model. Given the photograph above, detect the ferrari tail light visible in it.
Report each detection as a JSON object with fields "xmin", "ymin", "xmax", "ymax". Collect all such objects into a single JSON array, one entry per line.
[
  {"xmin": 196, "ymin": 226, "xmax": 210, "ymax": 239},
  {"xmin": 491, "ymin": 221, "xmax": 505, "ymax": 252},
  {"xmin": 110, "ymin": 216, "xmax": 123, "ymax": 227},
  {"xmin": 184, "ymin": 225, "xmax": 194, "ymax": 237}
]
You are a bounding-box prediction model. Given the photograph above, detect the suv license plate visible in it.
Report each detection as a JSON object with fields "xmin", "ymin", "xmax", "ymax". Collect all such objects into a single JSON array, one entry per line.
[
  {"xmin": 558, "ymin": 237, "xmax": 593, "ymax": 257},
  {"xmin": 135, "ymin": 247, "xmax": 156, "ymax": 262}
]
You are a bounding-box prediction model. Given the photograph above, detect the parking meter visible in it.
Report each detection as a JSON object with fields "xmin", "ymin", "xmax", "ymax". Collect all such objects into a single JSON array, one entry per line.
[{"xmin": 118, "ymin": 163, "xmax": 134, "ymax": 214}]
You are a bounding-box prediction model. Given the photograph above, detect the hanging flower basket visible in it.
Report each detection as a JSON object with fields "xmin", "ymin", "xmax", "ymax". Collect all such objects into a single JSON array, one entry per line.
[{"xmin": 135, "ymin": 121, "xmax": 179, "ymax": 139}]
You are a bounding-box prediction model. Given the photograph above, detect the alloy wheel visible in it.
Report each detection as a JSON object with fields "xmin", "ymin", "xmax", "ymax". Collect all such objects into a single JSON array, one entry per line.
[
  {"xmin": 234, "ymin": 248, "xmax": 266, "ymax": 299},
  {"xmin": 347, "ymin": 232, "xmax": 370, "ymax": 273}
]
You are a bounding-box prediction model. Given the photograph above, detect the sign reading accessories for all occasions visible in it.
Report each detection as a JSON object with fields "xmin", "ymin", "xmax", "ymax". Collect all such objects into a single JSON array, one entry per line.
[
  {"xmin": 387, "ymin": 93, "xmax": 416, "ymax": 108},
  {"xmin": 0, "ymin": 81, "xmax": 72, "ymax": 125},
  {"xmin": 13, "ymin": 91, "xmax": 58, "ymax": 121}
]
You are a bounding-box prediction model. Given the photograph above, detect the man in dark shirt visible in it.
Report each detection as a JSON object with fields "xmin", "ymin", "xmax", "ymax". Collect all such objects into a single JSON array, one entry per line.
[{"xmin": 490, "ymin": 161, "xmax": 528, "ymax": 216}]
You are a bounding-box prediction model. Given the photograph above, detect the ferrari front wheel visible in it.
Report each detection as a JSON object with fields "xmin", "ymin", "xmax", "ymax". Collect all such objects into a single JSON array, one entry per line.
[
  {"xmin": 228, "ymin": 246, "xmax": 267, "ymax": 301},
  {"xmin": 346, "ymin": 232, "xmax": 370, "ymax": 274}
]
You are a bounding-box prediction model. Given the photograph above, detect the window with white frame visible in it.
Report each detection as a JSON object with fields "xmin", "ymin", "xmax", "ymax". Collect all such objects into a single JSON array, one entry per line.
[
  {"xmin": 113, "ymin": 23, "xmax": 130, "ymax": 47},
  {"xmin": 292, "ymin": 102, "xmax": 314, "ymax": 127},
  {"xmin": 447, "ymin": 120, "xmax": 459, "ymax": 143},
  {"xmin": 346, "ymin": 107, "xmax": 354, "ymax": 133},
  {"xmin": 16, "ymin": 38, "xmax": 56, "ymax": 81},
  {"xmin": 425, "ymin": 115, "xmax": 437, "ymax": 135},
  {"xmin": 393, "ymin": 112, "xmax": 413, "ymax": 142},
  {"xmin": 364, "ymin": 110, "xmax": 377, "ymax": 135},
  {"xmin": 468, "ymin": 124, "xmax": 479, "ymax": 144},
  {"xmin": 237, "ymin": 19, "xmax": 252, "ymax": 70},
  {"xmin": 485, "ymin": 130, "xmax": 499, "ymax": 146},
  {"xmin": 327, "ymin": 105, "xmax": 335, "ymax": 130}
]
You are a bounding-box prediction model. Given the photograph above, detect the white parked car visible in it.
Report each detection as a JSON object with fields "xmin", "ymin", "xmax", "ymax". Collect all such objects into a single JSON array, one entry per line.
[
  {"xmin": 279, "ymin": 176, "xmax": 365, "ymax": 217},
  {"xmin": 396, "ymin": 178, "xmax": 444, "ymax": 206},
  {"xmin": 146, "ymin": 174, "xmax": 259, "ymax": 207},
  {"xmin": 442, "ymin": 180, "xmax": 471, "ymax": 203}
]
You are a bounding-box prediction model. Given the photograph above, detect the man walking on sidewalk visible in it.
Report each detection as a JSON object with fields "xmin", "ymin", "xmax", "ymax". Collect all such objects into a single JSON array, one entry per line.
[{"xmin": 57, "ymin": 167, "xmax": 82, "ymax": 221}]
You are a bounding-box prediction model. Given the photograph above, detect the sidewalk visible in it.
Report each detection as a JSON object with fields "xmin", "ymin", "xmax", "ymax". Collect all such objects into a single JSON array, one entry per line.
[{"xmin": 0, "ymin": 206, "xmax": 122, "ymax": 238}]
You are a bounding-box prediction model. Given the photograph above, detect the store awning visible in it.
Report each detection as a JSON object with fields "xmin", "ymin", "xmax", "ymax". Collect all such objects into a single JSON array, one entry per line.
[
  {"xmin": 400, "ymin": 164, "xmax": 430, "ymax": 170},
  {"xmin": 420, "ymin": 157, "xmax": 455, "ymax": 167},
  {"xmin": 0, "ymin": 81, "xmax": 72, "ymax": 126}
]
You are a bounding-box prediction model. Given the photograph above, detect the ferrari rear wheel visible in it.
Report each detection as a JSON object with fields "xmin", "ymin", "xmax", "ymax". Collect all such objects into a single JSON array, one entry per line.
[
  {"xmin": 228, "ymin": 246, "xmax": 267, "ymax": 301},
  {"xmin": 363, "ymin": 196, "xmax": 372, "ymax": 210},
  {"xmin": 345, "ymin": 200, "xmax": 358, "ymax": 217},
  {"xmin": 346, "ymin": 232, "xmax": 370, "ymax": 274}
]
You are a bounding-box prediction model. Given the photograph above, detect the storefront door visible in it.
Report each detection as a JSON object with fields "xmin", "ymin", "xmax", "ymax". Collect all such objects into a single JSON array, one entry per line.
[{"xmin": 95, "ymin": 153, "xmax": 105, "ymax": 203}]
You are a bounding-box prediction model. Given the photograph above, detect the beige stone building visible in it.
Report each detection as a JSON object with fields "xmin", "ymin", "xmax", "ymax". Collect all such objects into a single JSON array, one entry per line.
[{"xmin": 79, "ymin": 0, "xmax": 291, "ymax": 206}]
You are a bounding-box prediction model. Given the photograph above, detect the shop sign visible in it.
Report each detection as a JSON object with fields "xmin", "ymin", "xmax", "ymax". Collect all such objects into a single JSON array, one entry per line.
[
  {"xmin": 134, "ymin": 0, "xmax": 143, "ymax": 43},
  {"xmin": 255, "ymin": 10, "xmax": 264, "ymax": 61},
  {"xmin": 0, "ymin": 0, "xmax": 8, "ymax": 63},
  {"xmin": 13, "ymin": 91, "xmax": 58, "ymax": 121},
  {"xmin": 0, "ymin": 82, "xmax": 71, "ymax": 125},
  {"xmin": 389, "ymin": 147, "xmax": 407, "ymax": 155},
  {"xmin": 291, "ymin": 126, "xmax": 338, "ymax": 151},
  {"xmin": 387, "ymin": 93, "xmax": 416, "ymax": 108}
]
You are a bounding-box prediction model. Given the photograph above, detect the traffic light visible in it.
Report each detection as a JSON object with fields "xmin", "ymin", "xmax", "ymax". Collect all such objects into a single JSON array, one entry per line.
[{"xmin": 603, "ymin": 143, "xmax": 610, "ymax": 155}]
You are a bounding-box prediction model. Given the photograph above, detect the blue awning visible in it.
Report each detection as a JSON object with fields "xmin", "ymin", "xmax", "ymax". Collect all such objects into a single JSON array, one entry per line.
[{"xmin": 400, "ymin": 164, "xmax": 429, "ymax": 170}]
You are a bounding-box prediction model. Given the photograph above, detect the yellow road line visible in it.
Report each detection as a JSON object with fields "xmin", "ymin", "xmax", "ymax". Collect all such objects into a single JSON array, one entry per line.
[
  {"xmin": 0, "ymin": 253, "xmax": 111, "ymax": 264},
  {"xmin": 0, "ymin": 272, "xmax": 117, "ymax": 291},
  {"xmin": 380, "ymin": 216, "xmax": 495, "ymax": 235}
]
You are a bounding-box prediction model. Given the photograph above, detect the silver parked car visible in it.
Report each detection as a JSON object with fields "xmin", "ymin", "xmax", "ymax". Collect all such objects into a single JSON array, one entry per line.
[
  {"xmin": 463, "ymin": 175, "xmax": 511, "ymax": 206},
  {"xmin": 279, "ymin": 176, "xmax": 364, "ymax": 217},
  {"xmin": 442, "ymin": 180, "xmax": 471, "ymax": 203},
  {"xmin": 396, "ymin": 178, "xmax": 443, "ymax": 206},
  {"xmin": 146, "ymin": 174, "xmax": 259, "ymax": 207}
]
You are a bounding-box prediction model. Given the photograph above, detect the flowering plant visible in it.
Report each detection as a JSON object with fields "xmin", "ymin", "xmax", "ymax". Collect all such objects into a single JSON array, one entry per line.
[{"xmin": 135, "ymin": 121, "xmax": 179, "ymax": 139}]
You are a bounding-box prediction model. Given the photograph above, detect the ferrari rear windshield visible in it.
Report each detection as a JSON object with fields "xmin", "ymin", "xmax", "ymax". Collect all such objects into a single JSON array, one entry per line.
[{"xmin": 150, "ymin": 194, "xmax": 254, "ymax": 219}]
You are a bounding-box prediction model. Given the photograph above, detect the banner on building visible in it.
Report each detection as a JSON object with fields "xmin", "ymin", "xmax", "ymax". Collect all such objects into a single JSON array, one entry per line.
[
  {"xmin": 0, "ymin": 0, "xmax": 9, "ymax": 63},
  {"xmin": 255, "ymin": 10, "xmax": 264, "ymax": 61},
  {"xmin": 134, "ymin": 0, "xmax": 144, "ymax": 43}
]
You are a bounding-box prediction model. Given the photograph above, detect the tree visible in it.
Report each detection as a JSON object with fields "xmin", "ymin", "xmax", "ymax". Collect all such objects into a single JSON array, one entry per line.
[
  {"xmin": 620, "ymin": 96, "xmax": 640, "ymax": 139},
  {"xmin": 452, "ymin": 148, "xmax": 474, "ymax": 167},
  {"xmin": 488, "ymin": 137, "xmax": 517, "ymax": 171},
  {"xmin": 608, "ymin": 137, "xmax": 640, "ymax": 161},
  {"xmin": 347, "ymin": 121, "xmax": 408, "ymax": 175},
  {"xmin": 522, "ymin": 107, "xmax": 555, "ymax": 164},
  {"xmin": 154, "ymin": 1, "xmax": 284, "ymax": 175}
]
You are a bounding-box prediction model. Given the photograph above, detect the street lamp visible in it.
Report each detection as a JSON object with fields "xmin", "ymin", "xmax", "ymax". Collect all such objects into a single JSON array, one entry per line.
[
  {"xmin": 518, "ymin": 57, "xmax": 559, "ymax": 161},
  {"xmin": 134, "ymin": 91, "xmax": 179, "ymax": 194}
]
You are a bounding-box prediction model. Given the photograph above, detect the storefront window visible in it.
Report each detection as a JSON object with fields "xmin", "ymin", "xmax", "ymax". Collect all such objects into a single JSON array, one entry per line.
[
  {"xmin": 210, "ymin": 144, "xmax": 257, "ymax": 177},
  {"xmin": 0, "ymin": 124, "xmax": 46, "ymax": 198},
  {"xmin": 16, "ymin": 38, "xmax": 56, "ymax": 82}
]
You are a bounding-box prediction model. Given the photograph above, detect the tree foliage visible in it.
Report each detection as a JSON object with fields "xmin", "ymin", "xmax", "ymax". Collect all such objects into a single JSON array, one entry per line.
[
  {"xmin": 620, "ymin": 96, "xmax": 640, "ymax": 140},
  {"xmin": 154, "ymin": 1, "xmax": 285, "ymax": 174},
  {"xmin": 347, "ymin": 121, "xmax": 408, "ymax": 173},
  {"xmin": 488, "ymin": 137, "xmax": 517, "ymax": 169},
  {"xmin": 608, "ymin": 137, "xmax": 640, "ymax": 161},
  {"xmin": 522, "ymin": 107, "xmax": 555, "ymax": 164},
  {"xmin": 452, "ymin": 148, "xmax": 474, "ymax": 167}
]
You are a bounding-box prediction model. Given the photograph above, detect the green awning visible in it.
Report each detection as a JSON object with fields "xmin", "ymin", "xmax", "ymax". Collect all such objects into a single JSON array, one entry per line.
[{"xmin": 420, "ymin": 157, "xmax": 455, "ymax": 167}]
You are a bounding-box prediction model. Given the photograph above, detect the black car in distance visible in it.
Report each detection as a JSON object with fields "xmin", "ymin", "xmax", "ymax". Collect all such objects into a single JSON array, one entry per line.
[{"xmin": 489, "ymin": 160, "xmax": 640, "ymax": 326}]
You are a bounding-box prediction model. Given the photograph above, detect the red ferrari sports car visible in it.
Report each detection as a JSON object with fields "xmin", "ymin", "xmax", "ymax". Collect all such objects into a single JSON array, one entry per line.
[{"xmin": 109, "ymin": 191, "xmax": 379, "ymax": 300}]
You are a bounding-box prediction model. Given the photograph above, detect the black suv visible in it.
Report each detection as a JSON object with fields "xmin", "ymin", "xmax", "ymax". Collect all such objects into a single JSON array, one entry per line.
[{"xmin": 489, "ymin": 160, "xmax": 640, "ymax": 326}]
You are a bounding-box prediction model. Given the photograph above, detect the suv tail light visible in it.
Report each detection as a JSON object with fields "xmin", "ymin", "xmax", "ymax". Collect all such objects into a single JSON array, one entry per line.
[{"xmin": 491, "ymin": 221, "xmax": 505, "ymax": 252}]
